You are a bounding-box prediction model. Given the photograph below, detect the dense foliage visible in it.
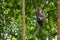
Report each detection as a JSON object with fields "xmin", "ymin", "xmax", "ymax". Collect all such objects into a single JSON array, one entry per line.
[{"xmin": 0, "ymin": 0, "xmax": 57, "ymax": 40}]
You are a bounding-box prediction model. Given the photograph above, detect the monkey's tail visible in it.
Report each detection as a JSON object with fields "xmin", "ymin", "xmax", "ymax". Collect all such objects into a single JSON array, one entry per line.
[{"xmin": 32, "ymin": 25, "xmax": 40, "ymax": 38}]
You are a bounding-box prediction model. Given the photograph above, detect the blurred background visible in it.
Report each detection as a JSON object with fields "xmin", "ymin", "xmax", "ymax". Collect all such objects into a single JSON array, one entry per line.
[{"xmin": 0, "ymin": 0, "xmax": 57, "ymax": 40}]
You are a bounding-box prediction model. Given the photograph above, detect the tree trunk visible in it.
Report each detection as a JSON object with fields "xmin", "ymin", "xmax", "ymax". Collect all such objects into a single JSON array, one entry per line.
[
  {"xmin": 22, "ymin": 0, "xmax": 26, "ymax": 40},
  {"xmin": 57, "ymin": 0, "xmax": 60, "ymax": 40}
]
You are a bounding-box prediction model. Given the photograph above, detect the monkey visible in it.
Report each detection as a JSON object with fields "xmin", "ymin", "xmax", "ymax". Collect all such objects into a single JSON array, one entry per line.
[
  {"xmin": 31, "ymin": 0, "xmax": 46, "ymax": 39},
  {"xmin": 31, "ymin": 0, "xmax": 46, "ymax": 25},
  {"xmin": 35, "ymin": 7, "xmax": 46, "ymax": 25},
  {"xmin": 33, "ymin": 7, "xmax": 46, "ymax": 38}
]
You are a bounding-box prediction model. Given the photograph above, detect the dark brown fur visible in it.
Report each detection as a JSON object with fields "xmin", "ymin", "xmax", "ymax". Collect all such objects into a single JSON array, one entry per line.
[{"xmin": 35, "ymin": 7, "xmax": 46, "ymax": 25}]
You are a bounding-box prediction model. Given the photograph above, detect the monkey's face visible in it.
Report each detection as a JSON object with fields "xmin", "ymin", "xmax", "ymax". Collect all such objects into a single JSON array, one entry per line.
[
  {"xmin": 36, "ymin": 7, "xmax": 42, "ymax": 12},
  {"xmin": 38, "ymin": 8, "xmax": 42, "ymax": 13},
  {"xmin": 36, "ymin": 8, "xmax": 43, "ymax": 16}
]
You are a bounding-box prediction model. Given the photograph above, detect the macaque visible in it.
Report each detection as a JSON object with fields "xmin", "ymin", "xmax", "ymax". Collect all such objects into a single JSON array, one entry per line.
[
  {"xmin": 35, "ymin": 7, "xmax": 46, "ymax": 25},
  {"xmin": 32, "ymin": 0, "xmax": 46, "ymax": 38},
  {"xmin": 33, "ymin": 7, "xmax": 46, "ymax": 38}
]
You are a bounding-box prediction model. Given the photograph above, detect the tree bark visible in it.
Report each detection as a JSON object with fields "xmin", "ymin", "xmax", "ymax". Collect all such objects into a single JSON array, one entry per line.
[
  {"xmin": 22, "ymin": 0, "xmax": 26, "ymax": 40},
  {"xmin": 57, "ymin": 0, "xmax": 60, "ymax": 40}
]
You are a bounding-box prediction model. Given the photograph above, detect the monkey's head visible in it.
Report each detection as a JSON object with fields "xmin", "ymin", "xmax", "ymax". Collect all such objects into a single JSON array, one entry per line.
[
  {"xmin": 38, "ymin": 8, "xmax": 43, "ymax": 13},
  {"xmin": 37, "ymin": 8, "xmax": 42, "ymax": 11},
  {"xmin": 36, "ymin": 7, "xmax": 43, "ymax": 14}
]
